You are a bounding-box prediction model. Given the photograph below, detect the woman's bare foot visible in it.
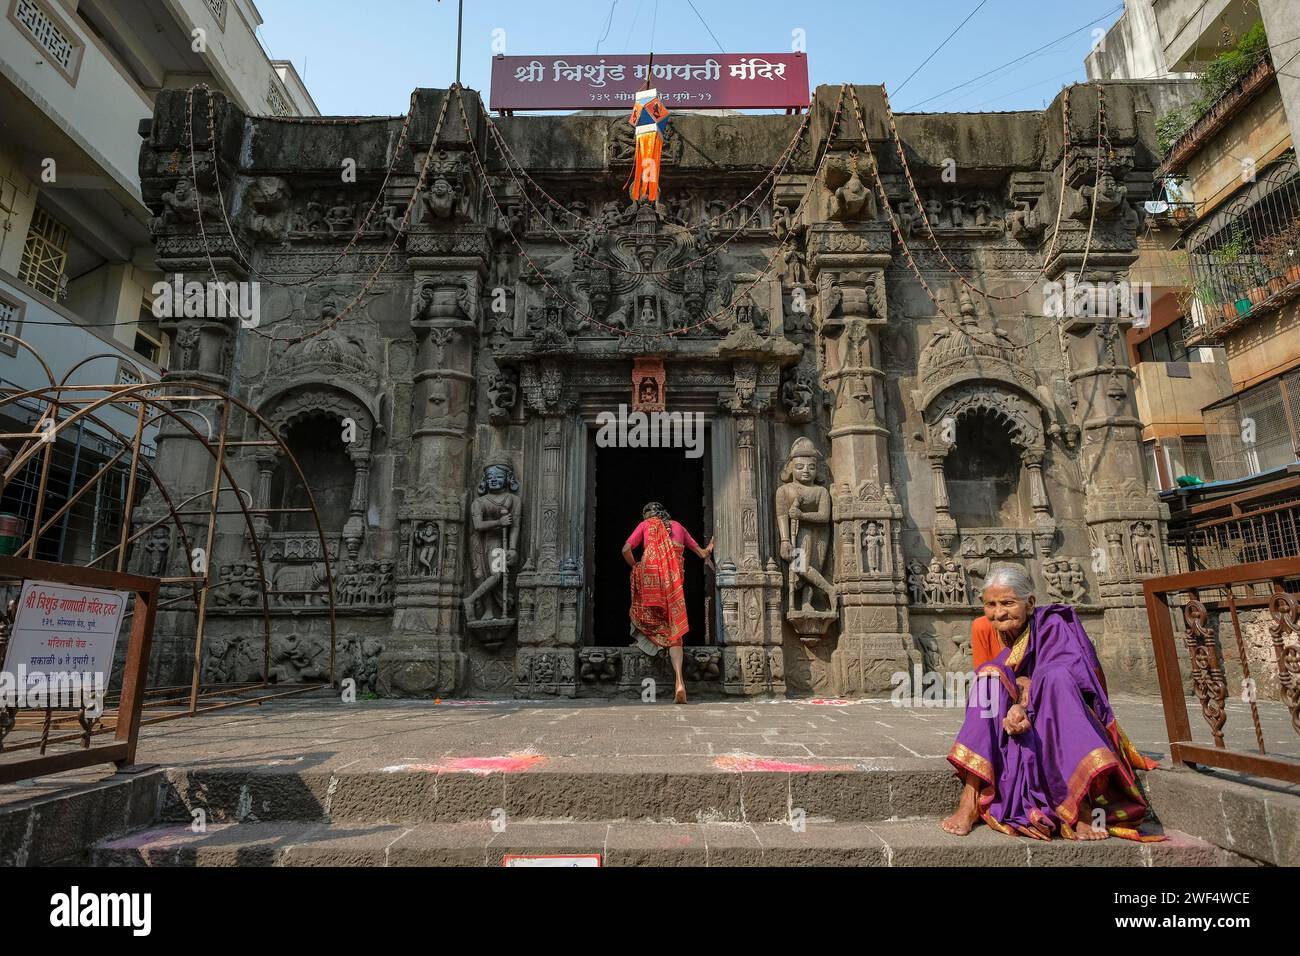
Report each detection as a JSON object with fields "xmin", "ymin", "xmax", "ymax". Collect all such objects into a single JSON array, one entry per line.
[
  {"xmin": 674, "ymin": 685, "xmax": 687, "ymax": 704},
  {"xmin": 1073, "ymin": 812, "xmax": 1109, "ymax": 840},
  {"xmin": 940, "ymin": 800, "xmax": 980, "ymax": 836}
]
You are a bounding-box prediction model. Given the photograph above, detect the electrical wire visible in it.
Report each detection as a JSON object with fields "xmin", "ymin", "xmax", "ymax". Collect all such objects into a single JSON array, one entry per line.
[
  {"xmin": 893, "ymin": 0, "xmax": 989, "ymax": 97},
  {"xmin": 902, "ymin": 4, "xmax": 1122, "ymax": 112}
]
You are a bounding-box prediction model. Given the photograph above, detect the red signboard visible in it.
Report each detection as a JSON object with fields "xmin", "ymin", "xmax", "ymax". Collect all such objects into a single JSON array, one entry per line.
[{"xmin": 489, "ymin": 53, "xmax": 809, "ymax": 112}]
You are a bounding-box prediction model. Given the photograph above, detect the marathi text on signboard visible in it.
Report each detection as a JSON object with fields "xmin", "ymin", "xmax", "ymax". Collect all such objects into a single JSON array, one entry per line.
[
  {"xmin": 1, "ymin": 579, "xmax": 129, "ymax": 707},
  {"xmin": 489, "ymin": 53, "xmax": 809, "ymax": 111}
]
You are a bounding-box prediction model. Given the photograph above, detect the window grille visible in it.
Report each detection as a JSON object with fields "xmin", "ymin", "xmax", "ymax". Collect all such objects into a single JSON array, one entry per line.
[
  {"xmin": 11, "ymin": 0, "xmax": 81, "ymax": 80},
  {"xmin": 0, "ymin": 292, "xmax": 23, "ymax": 353},
  {"xmin": 266, "ymin": 80, "xmax": 291, "ymax": 117},
  {"xmin": 18, "ymin": 206, "xmax": 69, "ymax": 300}
]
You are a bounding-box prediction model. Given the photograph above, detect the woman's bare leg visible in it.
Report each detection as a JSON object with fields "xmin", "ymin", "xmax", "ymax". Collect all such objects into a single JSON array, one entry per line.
[
  {"xmin": 940, "ymin": 772, "xmax": 982, "ymax": 836},
  {"xmin": 669, "ymin": 645, "xmax": 686, "ymax": 702}
]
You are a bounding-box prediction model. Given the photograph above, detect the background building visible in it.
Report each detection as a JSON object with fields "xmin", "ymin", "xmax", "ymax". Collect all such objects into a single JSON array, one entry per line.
[
  {"xmin": 1089, "ymin": 1, "xmax": 1300, "ymax": 577},
  {"xmin": 0, "ymin": 0, "xmax": 315, "ymax": 563}
]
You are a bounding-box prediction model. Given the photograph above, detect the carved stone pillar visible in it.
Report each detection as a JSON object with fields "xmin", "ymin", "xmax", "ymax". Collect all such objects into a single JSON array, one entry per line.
[
  {"xmin": 1022, "ymin": 444, "xmax": 1056, "ymax": 557},
  {"xmin": 926, "ymin": 443, "xmax": 958, "ymax": 557},
  {"xmin": 246, "ymin": 454, "xmax": 277, "ymax": 551},
  {"xmin": 513, "ymin": 365, "xmax": 580, "ymax": 698},
  {"xmin": 381, "ymin": 248, "xmax": 486, "ymax": 697},
  {"xmin": 716, "ymin": 404, "xmax": 784, "ymax": 696},
  {"xmin": 807, "ymin": 221, "xmax": 915, "ymax": 696},
  {"xmin": 343, "ymin": 448, "xmax": 371, "ymax": 561}
]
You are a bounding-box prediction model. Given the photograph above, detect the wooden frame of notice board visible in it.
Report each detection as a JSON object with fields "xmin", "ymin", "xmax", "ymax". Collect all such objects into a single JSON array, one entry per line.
[{"xmin": 0, "ymin": 556, "xmax": 158, "ymax": 784}]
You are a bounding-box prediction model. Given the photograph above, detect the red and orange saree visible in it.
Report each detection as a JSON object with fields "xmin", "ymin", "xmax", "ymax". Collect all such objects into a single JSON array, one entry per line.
[{"xmin": 629, "ymin": 518, "xmax": 689, "ymax": 648}]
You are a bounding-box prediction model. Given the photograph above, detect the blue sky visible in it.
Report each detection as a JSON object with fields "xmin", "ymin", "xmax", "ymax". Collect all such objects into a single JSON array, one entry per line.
[{"xmin": 255, "ymin": 0, "xmax": 1124, "ymax": 116}]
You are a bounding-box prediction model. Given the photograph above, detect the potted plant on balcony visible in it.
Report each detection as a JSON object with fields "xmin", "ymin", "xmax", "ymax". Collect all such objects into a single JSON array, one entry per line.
[
  {"xmin": 1267, "ymin": 218, "xmax": 1300, "ymax": 289},
  {"xmin": 1192, "ymin": 277, "xmax": 1230, "ymax": 323},
  {"xmin": 1212, "ymin": 229, "xmax": 1254, "ymax": 314},
  {"xmin": 1257, "ymin": 231, "xmax": 1291, "ymax": 295}
]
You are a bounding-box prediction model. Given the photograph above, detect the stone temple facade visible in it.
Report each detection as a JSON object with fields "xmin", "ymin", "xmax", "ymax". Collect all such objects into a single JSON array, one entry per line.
[{"xmin": 131, "ymin": 81, "xmax": 1179, "ymax": 699}]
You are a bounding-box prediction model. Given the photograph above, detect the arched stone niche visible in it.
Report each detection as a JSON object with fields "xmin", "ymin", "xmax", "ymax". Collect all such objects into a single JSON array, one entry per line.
[
  {"xmin": 257, "ymin": 384, "xmax": 377, "ymax": 561},
  {"xmin": 922, "ymin": 382, "xmax": 1055, "ymax": 562}
]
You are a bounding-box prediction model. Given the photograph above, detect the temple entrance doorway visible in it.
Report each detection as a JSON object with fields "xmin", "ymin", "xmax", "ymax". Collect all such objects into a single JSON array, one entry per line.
[{"xmin": 584, "ymin": 436, "xmax": 713, "ymax": 648}]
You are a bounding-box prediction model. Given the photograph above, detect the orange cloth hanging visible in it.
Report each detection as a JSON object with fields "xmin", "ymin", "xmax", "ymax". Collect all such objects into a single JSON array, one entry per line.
[
  {"xmin": 627, "ymin": 88, "xmax": 669, "ymax": 202},
  {"xmin": 632, "ymin": 132, "xmax": 663, "ymax": 201}
]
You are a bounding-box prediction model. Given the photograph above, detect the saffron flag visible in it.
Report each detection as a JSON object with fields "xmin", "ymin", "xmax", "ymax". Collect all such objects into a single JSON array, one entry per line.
[{"xmin": 628, "ymin": 88, "xmax": 669, "ymax": 201}]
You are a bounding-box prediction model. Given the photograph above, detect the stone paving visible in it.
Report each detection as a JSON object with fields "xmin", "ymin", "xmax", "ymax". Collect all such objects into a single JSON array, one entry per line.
[{"xmin": 3, "ymin": 690, "xmax": 1297, "ymax": 801}]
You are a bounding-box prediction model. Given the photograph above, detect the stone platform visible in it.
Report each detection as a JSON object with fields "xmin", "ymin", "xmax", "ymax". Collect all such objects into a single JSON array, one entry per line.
[{"xmin": 3, "ymin": 693, "xmax": 1298, "ymax": 866}]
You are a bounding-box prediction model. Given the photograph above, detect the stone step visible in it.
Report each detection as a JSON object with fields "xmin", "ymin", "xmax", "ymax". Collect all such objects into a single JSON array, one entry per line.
[
  {"xmin": 91, "ymin": 819, "xmax": 1227, "ymax": 867},
  {"xmin": 159, "ymin": 759, "xmax": 964, "ymax": 825}
]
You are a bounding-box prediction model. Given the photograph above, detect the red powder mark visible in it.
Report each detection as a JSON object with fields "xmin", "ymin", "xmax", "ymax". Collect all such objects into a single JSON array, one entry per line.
[
  {"xmin": 391, "ymin": 753, "xmax": 546, "ymax": 775},
  {"xmin": 713, "ymin": 755, "xmax": 853, "ymax": 773},
  {"xmin": 101, "ymin": 825, "xmax": 222, "ymax": 850},
  {"xmin": 808, "ymin": 698, "xmax": 851, "ymax": 706}
]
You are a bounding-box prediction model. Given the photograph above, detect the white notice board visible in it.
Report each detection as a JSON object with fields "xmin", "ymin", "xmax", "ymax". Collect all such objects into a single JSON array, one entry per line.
[
  {"xmin": 503, "ymin": 855, "xmax": 602, "ymax": 867},
  {"xmin": 2, "ymin": 580, "xmax": 129, "ymax": 693}
]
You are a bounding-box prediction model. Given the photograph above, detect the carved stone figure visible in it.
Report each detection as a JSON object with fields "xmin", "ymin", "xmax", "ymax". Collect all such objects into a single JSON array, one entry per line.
[
  {"xmin": 940, "ymin": 560, "xmax": 963, "ymax": 604},
  {"xmin": 463, "ymin": 457, "xmax": 521, "ymax": 622},
  {"xmin": 326, "ymin": 192, "xmax": 355, "ymax": 234},
  {"xmin": 487, "ymin": 369, "xmax": 518, "ymax": 424},
  {"xmin": 422, "ymin": 150, "xmax": 467, "ymax": 221},
  {"xmin": 862, "ymin": 521, "xmax": 886, "ymax": 574},
  {"xmin": 925, "ymin": 558, "xmax": 943, "ymax": 605},
  {"xmin": 923, "ymin": 197, "xmax": 944, "ymax": 227},
  {"xmin": 303, "ymin": 191, "xmax": 327, "ymax": 232},
  {"xmin": 414, "ymin": 522, "xmax": 439, "ymax": 576},
  {"xmin": 1043, "ymin": 557, "xmax": 1066, "ymax": 602},
  {"xmin": 776, "ymin": 438, "xmax": 836, "ymax": 616},
  {"xmin": 826, "ymin": 155, "xmax": 875, "ymax": 221},
  {"xmin": 1066, "ymin": 558, "xmax": 1087, "ymax": 603},
  {"xmin": 141, "ymin": 526, "xmax": 170, "ymax": 577},
  {"xmin": 1132, "ymin": 521, "xmax": 1158, "ymax": 574},
  {"xmin": 780, "ymin": 368, "xmax": 815, "ymax": 422},
  {"xmin": 896, "ymin": 199, "xmax": 922, "ymax": 238},
  {"xmin": 947, "ymin": 197, "xmax": 965, "ymax": 229},
  {"xmin": 175, "ymin": 326, "xmax": 201, "ymax": 371},
  {"xmin": 907, "ymin": 560, "xmax": 928, "ymax": 605},
  {"xmin": 151, "ymin": 178, "xmax": 202, "ymax": 232},
  {"xmin": 1106, "ymin": 530, "xmax": 1127, "ymax": 576},
  {"xmin": 270, "ymin": 631, "xmax": 329, "ymax": 682}
]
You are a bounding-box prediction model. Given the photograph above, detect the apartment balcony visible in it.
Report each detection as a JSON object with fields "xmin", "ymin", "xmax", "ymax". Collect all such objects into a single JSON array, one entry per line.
[
  {"xmin": 1154, "ymin": 0, "xmax": 1260, "ymax": 72},
  {"xmin": 1184, "ymin": 154, "xmax": 1300, "ymax": 346},
  {"xmin": 0, "ymin": 269, "xmax": 161, "ymax": 446},
  {"xmin": 1156, "ymin": 56, "xmax": 1276, "ymax": 178}
]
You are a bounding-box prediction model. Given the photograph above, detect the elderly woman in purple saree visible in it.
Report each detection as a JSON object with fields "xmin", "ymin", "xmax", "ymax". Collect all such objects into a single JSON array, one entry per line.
[{"xmin": 943, "ymin": 565, "xmax": 1161, "ymax": 841}]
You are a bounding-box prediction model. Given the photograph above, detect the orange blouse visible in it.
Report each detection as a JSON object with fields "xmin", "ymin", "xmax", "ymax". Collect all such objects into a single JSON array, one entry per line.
[{"xmin": 971, "ymin": 616, "xmax": 1003, "ymax": 671}]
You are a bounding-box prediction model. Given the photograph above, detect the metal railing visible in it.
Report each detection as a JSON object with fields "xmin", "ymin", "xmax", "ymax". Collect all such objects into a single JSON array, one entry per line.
[{"xmin": 1144, "ymin": 557, "xmax": 1300, "ymax": 784}]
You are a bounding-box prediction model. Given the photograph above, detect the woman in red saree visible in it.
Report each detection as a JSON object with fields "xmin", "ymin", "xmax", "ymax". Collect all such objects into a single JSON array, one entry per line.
[
  {"xmin": 942, "ymin": 564, "xmax": 1161, "ymax": 842},
  {"xmin": 623, "ymin": 501, "xmax": 714, "ymax": 703}
]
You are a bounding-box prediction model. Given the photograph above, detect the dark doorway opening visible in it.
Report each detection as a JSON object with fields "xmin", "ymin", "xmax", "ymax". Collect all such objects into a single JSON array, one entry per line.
[{"xmin": 586, "ymin": 439, "xmax": 712, "ymax": 647}]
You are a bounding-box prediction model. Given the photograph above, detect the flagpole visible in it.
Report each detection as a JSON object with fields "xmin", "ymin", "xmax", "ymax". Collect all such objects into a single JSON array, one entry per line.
[{"xmin": 455, "ymin": 0, "xmax": 464, "ymax": 85}]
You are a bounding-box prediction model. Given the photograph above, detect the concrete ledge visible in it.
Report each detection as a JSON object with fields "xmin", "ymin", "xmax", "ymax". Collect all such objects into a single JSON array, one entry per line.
[
  {"xmin": 1144, "ymin": 766, "xmax": 1300, "ymax": 866},
  {"xmin": 0, "ymin": 770, "xmax": 164, "ymax": 866},
  {"xmin": 88, "ymin": 819, "xmax": 1222, "ymax": 867},
  {"xmin": 156, "ymin": 761, "xmax": 964, "ymax": 825}
]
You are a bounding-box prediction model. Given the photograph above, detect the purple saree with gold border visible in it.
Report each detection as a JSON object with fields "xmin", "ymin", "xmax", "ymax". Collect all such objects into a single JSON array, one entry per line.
[{"xmin": 948, "ymin": 603, "xmax": 1163, "ymax": 841}]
